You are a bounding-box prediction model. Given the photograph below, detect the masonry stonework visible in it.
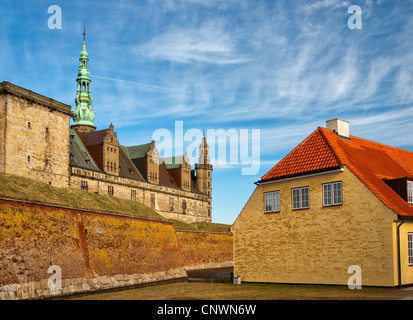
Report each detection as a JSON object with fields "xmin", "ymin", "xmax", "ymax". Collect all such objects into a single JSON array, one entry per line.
[{"xmin": 0, "ymin": 85, "xmax": 72, "ymax": 188}]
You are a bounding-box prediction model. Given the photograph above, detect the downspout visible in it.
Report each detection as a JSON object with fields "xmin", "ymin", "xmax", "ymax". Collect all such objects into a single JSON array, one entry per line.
[{"xmin": 397, "ymin": 217, "xmax": 405, "ymax": 288}]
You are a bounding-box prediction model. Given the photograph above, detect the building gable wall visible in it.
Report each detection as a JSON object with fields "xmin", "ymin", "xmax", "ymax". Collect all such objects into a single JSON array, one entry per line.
[{"xmin": 233, "ymin": 167, "xmax": 398, "ymax": 286}]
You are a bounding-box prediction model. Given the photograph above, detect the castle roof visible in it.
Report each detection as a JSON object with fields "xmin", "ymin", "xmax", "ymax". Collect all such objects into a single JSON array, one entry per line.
[
  {"xmin": 122, "ymin": 144, "xmax": 152, "ymax": 160},
  {"xmin": 69, "ymin": 129, "xmax": 103, "ymax": 173},
  {"xmin": 260, "ymin": 126, "xmax": 413, "ymax": 217}
]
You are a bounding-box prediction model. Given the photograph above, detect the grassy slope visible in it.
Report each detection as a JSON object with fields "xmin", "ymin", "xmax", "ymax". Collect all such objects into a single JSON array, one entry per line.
[{"xmin": 0, "ymin": 173, "xmax": 231, "ymax": 233}]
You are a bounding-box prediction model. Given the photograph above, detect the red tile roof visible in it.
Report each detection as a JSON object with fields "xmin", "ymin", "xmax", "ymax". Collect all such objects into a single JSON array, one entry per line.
[{"xmin": 261, "ymin": 126, "xmax": 413, "ymax": 217}]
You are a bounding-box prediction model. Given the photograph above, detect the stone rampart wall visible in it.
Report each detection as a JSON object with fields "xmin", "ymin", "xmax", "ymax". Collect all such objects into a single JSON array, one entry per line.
[{"xmin": 0, "ymin": 199, "xmax": 232, "ymax": 299}]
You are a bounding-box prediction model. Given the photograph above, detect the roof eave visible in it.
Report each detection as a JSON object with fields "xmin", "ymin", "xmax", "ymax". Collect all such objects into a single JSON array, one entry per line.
[{"xmin": 256, "ymin": 165, "xmax": 344, "ymax": 185}]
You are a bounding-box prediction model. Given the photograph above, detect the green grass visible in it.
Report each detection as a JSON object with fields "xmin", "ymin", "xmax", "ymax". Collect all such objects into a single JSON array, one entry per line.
[{"xmin": 0, "ymin": 173, "xmax": 231, "ymax": 233}]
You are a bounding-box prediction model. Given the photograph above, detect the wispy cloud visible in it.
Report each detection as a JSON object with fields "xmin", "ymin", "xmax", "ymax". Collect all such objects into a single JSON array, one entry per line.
[{"xmin": 136, "ymin": 21, "xmax": 249, "ymax": 65}]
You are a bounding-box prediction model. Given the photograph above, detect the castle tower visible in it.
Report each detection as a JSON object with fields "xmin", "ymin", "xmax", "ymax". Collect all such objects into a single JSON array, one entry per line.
[
  {"xmin": 71, "ymin": 25, "xmax": 96, "ymax": 133},
  {"xmin": 195, "ymin": 135, "xmax": 213, "ymax": 196}
]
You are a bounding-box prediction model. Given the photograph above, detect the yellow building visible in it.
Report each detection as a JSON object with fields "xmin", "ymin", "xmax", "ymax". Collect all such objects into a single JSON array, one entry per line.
[{"xmin": 233, "ymin": 118, "xmax": 413, "ymax": 287}]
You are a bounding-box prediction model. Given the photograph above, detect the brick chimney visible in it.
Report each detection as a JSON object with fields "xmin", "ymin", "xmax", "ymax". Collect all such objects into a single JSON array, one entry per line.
[{"xmin": 326, "ymin": 118, "xmax": 349, "ymax": 138}]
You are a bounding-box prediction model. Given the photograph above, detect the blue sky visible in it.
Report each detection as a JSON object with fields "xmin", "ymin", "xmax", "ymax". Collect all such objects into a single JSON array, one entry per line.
[{"xmin": 1, "ymin": 0, "xmax": 413, "ymax": 224}]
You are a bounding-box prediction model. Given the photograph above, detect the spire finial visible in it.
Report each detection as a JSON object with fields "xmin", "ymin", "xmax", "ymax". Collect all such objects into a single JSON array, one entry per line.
[{"xmin": 83, "ymin": 22, "xmax": 86, "ymax": 40}]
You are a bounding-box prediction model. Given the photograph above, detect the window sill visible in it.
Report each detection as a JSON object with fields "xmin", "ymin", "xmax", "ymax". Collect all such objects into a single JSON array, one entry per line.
[
  {"xmin": 292, "ymin": 207, "xmax": 310, "ymax": 211},
  {"xmin": 264, "ymin": 211, "xmax": 280, "ymax": 214}
]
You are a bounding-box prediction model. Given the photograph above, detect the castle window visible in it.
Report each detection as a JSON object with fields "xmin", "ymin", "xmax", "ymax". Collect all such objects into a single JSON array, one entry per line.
[
  {"xmin": 45, "ymin": 127, "xmax": 49, "ymax": 137},
  {"xmin": 150, "ymin": 193, "xmax": 155, "ymax": 209},
  {"xmin": 111, "ymin": 148, "xmax": 113, "ymax": 152},
  {"xmin": 131, "ymin": 189, "xmax": 136, "ymax": 201},
  {"xmin": 208, "ymin": 209, "xmax": 211, "ymax": 217},
  {"xmin": 81, "ymin": 180, "xmax": 88, "ymax": 191},
  {"xmin": 182, "ymin": 200, "xmax": 187, "ymax": 214},
  {"xmin": 28, "ymin": 122, "xmax": 31, "ymax": 129},
  {"xmin": 107, "ymin": 185, "xmax": 114, "ymax": 196},
  {"xmin": 27, "ymin": 155, "xmax": 30, "ymax": 162},
  {"xmin": 169, "ymin": 197, "xmax": 174, "ymax": 212},
  {"xmin": 110, "ymin": 162, "xmax": 113, "ymax": 171},
  {"xmin": 107, "ymin": 161, "xmax": 109, "ymax": 170},
  {"xmin": 208, "ymin": 172, "xmax": 210, "ymax": 177},
  {"xmin": 107, "ymin": 147, "xmax": 109, "ymax": 151},
  {"xmin": 114, "ymin": 149, "xmax": 116, "ymax": 154},
  {"xmin": 45, "ymin": 159, "xmax": 49, "ymax": 166}
]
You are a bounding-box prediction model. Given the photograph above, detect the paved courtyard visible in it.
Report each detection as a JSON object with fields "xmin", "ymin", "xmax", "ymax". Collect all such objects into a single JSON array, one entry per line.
[{"xmin": 66, "ymin": 280, "xmax": 413, "ymax": 300}]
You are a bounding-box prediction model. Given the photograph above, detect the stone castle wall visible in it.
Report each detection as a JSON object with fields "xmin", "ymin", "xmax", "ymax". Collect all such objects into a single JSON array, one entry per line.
[
  {"xmin": 0, "ymin": 92, "xmax": 71, "ymax": 188},
  {"xmin": 0, "ymin": 199, "xmax": 232, "ymax": 299}
]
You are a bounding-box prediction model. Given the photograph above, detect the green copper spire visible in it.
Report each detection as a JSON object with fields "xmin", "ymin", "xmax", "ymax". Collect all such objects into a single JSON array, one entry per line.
[{"xmin": 71, "ymin": 24, "xmax": 96, "ymax": 132}]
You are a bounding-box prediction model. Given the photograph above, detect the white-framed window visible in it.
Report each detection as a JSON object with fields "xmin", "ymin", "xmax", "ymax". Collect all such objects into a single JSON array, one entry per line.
[
  {"xmin": 264, "ymin": 191, "xmax": 280, "ymax": 213},
  {"xmin": 408, "ymin": 233, "xmax": 413, "ymax": 266},
  {"xmin": 323, "ymin": 182, "xmax": 343, "ymax": 206},
  {"xmin": 408, "ymin": 181, "xmax": 413, "ymax": 204},
  {"xmin": 292, "ymin": 187, "xmax": 309, "ymax": 210}
]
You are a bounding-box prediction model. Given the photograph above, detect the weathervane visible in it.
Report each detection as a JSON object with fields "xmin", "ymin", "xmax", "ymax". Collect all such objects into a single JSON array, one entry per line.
[{"xmin": 83, "ymin": 23, "xmax": 86, "ymax": 40}]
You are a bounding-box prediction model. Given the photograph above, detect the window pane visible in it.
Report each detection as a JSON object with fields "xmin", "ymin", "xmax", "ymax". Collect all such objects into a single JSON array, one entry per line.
[
  {"xmin": 292, "ymin": 189, "xmax": 300, "ymax": 209},
  {"xmin": 265, "ymin": 193, "xmax": 272, "ymax": 212},
  {"xmin": 408, "ymin": 233, "xmax": 413, "ymax": 265},
  {"xmin": 333, "ymin": 182, "xmax": 342, "ymax": 205},
  {"xmin": 301, "ymin": 187, "xmax": 309, "ymax": 208},
  {"xmin": 273, "ymin": 191, "xmax": 280, "ymax": 212},
  {"xmin": 323, "ymin": 184, "xmax": 332, "ymax": 206},
  {"xmin": 408, "ymin": 181, "xmax": 413, "ymax": 204}
]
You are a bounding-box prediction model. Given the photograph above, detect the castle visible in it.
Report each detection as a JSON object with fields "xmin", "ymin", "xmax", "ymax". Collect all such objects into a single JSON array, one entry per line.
[{"xmin": 0, "ymin": 34, "xmax": 213, "ymax": 223}]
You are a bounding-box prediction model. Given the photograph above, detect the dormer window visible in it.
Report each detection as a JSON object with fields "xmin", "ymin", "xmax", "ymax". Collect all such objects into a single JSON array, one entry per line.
[{"xmin": 384, "ymin": 178, "xmax": 413, "ymax": 205}]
